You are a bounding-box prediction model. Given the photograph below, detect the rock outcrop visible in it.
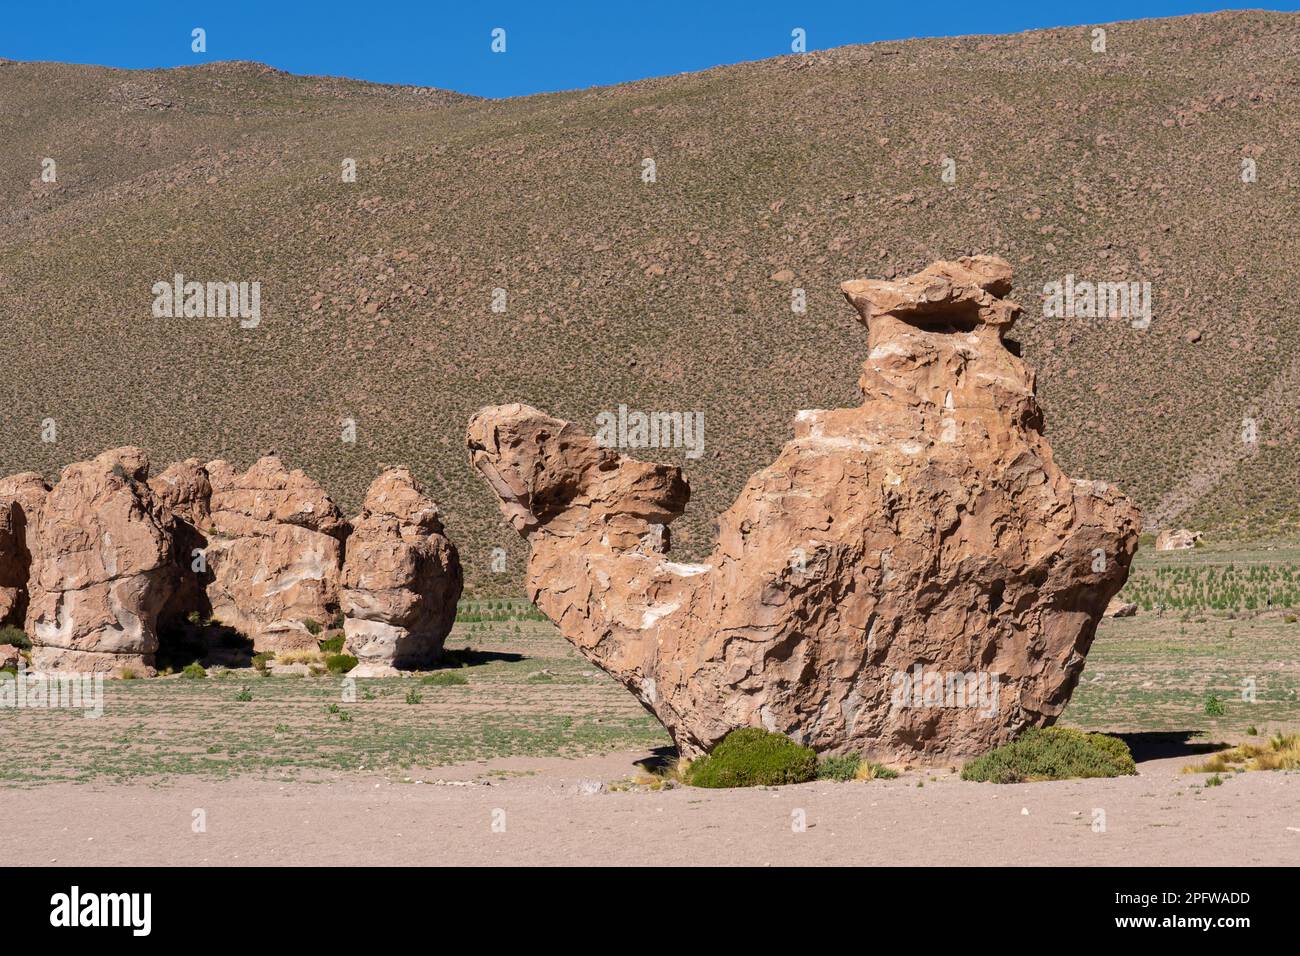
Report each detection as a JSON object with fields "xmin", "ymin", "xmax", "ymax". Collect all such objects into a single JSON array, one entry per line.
[
  {"xmin": 1104, "ymin": 598, "xmax": 1138, "ymax": 618},
  {"xmin": 469, "ymin": 256, "xmax": 1141, "ymax": 762},
  {"xmin": 0, "ymin": 472, "xmax": 49, "ymax": 626},
  {"xmin": 1, "ymin": 450, "xmax": 463, "ymax": 673},
  {"xmin": 24, "ymin": 448, "xmax": 175, "ymax": 675},
  {"xmin": 341, "ymin": 468, "xmax": 462, "ymax": 676},
  {"xmin": 203, "ymin": 456, "xmax": 347, "ymax": 652},
  {"xmin": 1155, "ymin": 528, "xmax": 1201, "ymax": 551}
]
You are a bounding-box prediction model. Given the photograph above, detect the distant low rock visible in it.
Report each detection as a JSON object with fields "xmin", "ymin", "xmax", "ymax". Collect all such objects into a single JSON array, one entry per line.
[
  {"xmin": 1105, "ymin": 598, "xmax": 1138, "ymax": 618},
  {"xmin": 1155, "ymin": 528, "xmax": 1201, "ymax": 551}
]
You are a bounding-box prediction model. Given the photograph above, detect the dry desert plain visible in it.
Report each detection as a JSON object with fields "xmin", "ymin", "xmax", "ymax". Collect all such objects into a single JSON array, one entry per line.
[{"xmin": 2, "ymin": 540, "xmax": 1298, "ymax": 866}]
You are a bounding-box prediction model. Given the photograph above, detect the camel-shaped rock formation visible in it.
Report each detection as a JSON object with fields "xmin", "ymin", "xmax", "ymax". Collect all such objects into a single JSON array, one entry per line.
[{"xmin": 468, "ymin": 257, "xmax": 1140, "ymax": 761}]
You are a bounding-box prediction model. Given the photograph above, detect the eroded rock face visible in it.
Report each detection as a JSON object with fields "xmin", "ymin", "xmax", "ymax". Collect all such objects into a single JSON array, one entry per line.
[
  {"xmin": 341, "ymin": 468, "xmax": 462, "ymax": 676},
  {"xmin": 24, "ymin": 448, "xmax": 174, "ymax": 675},
  {"xmin": 469, "ymin": 257, "xmax": 1140, "ymax": 762},
  {"xmin": 204, "ymin": 456, "xmax": 346, "ymax": 651},
  {"xmin": 148, "ymin": 458, "xmax": 214, "ymax": 630},
  {"xmin": 0, "ymin": 472, "xmax": 49, "ymax": 626}
]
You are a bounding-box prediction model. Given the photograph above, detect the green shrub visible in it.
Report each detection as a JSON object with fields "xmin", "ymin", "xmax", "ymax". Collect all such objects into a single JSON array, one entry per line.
[
  {"xmin": 405, "ymin": 688, "xmax": 423, "ymax": 704},
  {"xmin": 816, "ymin": 754, "xmax": 861, "ymax": 782},
  {"xmin": 304, "ymin": 619, "xmax": 323, "ymax": 636},
  {"xmin": 120, "ymin": 668, "xmax": 138, "ymax": 680},
  {"xmin": 1205, "ymin": 694, "xmax": 1226, "ymax": 716},
  {"xmin": 960, "ymin": 727, "xmax": 1137, "ymax": 783},
  {"xmin": 181, "ymin": 663, "xmax": 207, "ymax": 679},
  {"xmin": 686, "ymin": 728, "xmax": 818, "ymax": 788},
  {"xmin": 235, "ymin": 685, "xmax": 253, "ymax": 702},
  {"xmin": 325, "ymin": 653, "xmax": 357, "ymax": 674},
  {"xmin": 319, "ymin": 635, "xmax": 345, "ymax": 654},
  {"xmin": 0, "ymin": 625, "xmax": 31, "ymax": 649},
  {"xmin": 252, "ymin": 653, "xmax": 271, "ymax": 672},
  {"xmin": 422, "ymin": 671, "xmax": 468, "ymax": 687}
]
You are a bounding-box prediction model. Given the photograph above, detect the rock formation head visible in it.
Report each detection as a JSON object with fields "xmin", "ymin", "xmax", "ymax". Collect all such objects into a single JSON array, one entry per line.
[
  {"xmin": 467, "ymin": 403, "xmax": 688, "ymax": 545},
  {"xmin": 468, "ymin": 258, "xmax": 1141, "ymax": 762}
]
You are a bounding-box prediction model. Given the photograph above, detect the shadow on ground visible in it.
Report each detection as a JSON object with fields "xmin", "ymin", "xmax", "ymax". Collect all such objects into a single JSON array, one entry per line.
[{"xmin": 1117, "ymin": 730, "xmax": 1227, "ymax": 763}]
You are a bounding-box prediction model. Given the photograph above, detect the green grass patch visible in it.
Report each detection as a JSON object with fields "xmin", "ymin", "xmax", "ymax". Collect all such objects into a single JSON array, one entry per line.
[
  {"xmin": 686, "ymin": 728, "xmax": 818, "ymax": 788},
  {"xmin": 961, "ymin": 727, "xmax": 1137, "ymax": 783},
  {"xmin": 422, "ymin": 671, "xmax": 468, "ymax": 686},
  {"xmin": 325, "ymin": 653, "xmax": 357, "ymax": 674}
]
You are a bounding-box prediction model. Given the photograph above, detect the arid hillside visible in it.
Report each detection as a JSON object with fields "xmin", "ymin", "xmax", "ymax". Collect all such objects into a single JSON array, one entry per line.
[{"xmin": 2, "ymin": 11, "xmax": 1298, "ymax": 592}]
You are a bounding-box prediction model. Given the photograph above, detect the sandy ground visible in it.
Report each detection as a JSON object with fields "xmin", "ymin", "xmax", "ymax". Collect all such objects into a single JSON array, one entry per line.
[{"xmin": 4, "ymin": 748, "xmax": 1298, "ymax": 866}]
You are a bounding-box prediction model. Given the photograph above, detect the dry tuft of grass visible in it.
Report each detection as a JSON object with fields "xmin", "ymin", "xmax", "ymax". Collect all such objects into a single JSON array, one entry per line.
[
  {"xmin": 275, "ymin": 650, "xmax": 325, "ymax": 665},
  {"xmin": 1185, "ymin": 732, "xmax": 1300, "ymax": 774},
  {"xmin": 854, "ymin": 760, "xmax": 901, "ymax": 781}
]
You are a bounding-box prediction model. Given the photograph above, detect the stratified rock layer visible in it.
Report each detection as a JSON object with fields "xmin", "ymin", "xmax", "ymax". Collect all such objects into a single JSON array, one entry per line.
[
  {"xmin": 341, "ymin": 468, "xmax": 462, "ymax": 676},
  {"xmin": 24, "ymin": 448, "xmax": 174, "ymax": 675},
  {"xmin": 469, "ymin": 257, "xmax": 1141, "ymax": 762}
]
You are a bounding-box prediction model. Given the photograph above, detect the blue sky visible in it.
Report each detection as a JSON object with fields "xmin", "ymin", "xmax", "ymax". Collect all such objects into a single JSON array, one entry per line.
[{"xmin": 3, "ymin": 1, "xmax": 1294, "ymax": 98}]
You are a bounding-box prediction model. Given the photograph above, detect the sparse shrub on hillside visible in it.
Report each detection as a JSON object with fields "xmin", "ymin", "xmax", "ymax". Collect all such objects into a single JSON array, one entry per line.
[
  {"xmin": 1205, "ymin": 694, "xmax": 1226, "ymax": 716},
  {"xmin": 960, "ymin": 727, "xmax": 1137, "ymax": 783},
  {"xmin": 252, "ymin": 653, "xmax": 271, "ymax": 672},
  {"xmin": 318, "ymin": 635, "xmax": 345, "ymax": 654},
  {"xmin": 181, "ymin": 663, "xmax": 206, "ymax": 679},
  {"xmin": 404, "ymin": 687, "xmax": 422, "ymax": 704},
  {"xmin": 303, "ymin": 619, "xmax": 323, "ymax": 636},
  {"xmin": 235, "ymin": 685, "xmax": 253, "ymax": 702},
  {"xmin": 685, "ymin": 728, "xmax": 818, "ymax": 788}
]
